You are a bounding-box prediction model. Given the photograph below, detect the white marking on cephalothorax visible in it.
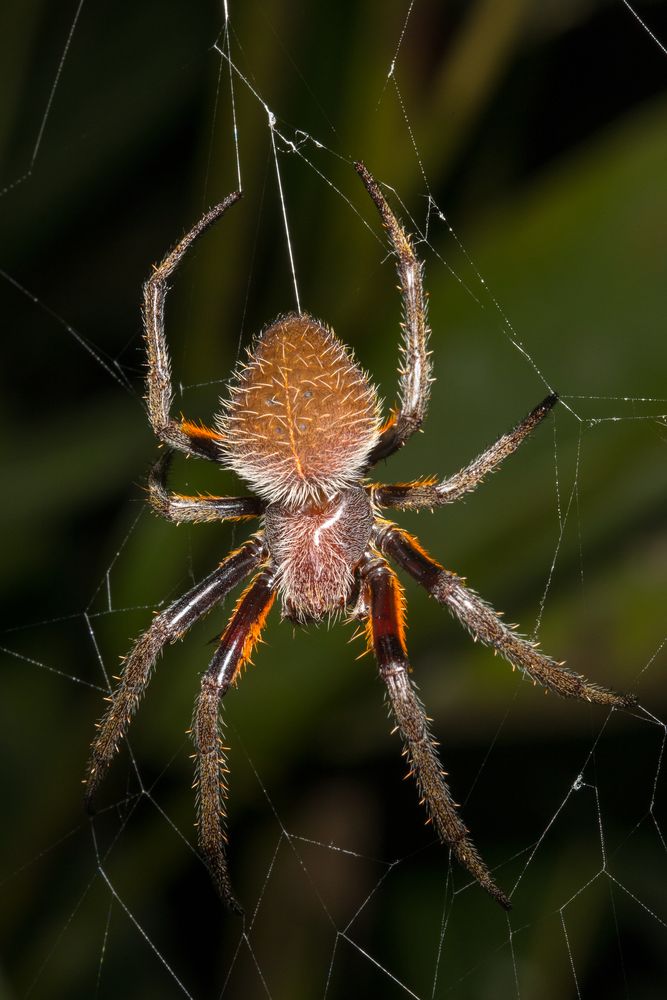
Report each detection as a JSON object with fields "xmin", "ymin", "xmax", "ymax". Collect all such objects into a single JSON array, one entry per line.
[{"xmin": 313, "ymin": 503, "xmax": 344, "ymax": 547}]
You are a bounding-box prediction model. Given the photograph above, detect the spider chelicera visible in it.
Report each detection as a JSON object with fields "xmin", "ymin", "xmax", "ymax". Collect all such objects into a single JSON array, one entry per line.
[{"xmin": 85, "ymin": 162, "xmax": 635, "ymax": 912}]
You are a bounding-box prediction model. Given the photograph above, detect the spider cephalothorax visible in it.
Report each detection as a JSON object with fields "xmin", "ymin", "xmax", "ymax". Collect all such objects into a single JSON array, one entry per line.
[
  {"xmin": 265, "ymin": 483, "xmax": 374, "ymax": 622},
  {"xmin": 85, "ymin": 163, "xmax": 635, "ymax": 913}
]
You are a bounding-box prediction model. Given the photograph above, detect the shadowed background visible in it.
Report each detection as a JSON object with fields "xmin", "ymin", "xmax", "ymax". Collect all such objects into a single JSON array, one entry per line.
[{"xmin": 1, "ymin": 1, "xmax": 666, "ymax": 998}]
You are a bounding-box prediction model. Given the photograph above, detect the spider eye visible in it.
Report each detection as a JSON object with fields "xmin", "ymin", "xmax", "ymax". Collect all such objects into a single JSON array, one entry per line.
[{"xmin": 303, "ymin": 390, "xmax": 313, "ymax": 399}]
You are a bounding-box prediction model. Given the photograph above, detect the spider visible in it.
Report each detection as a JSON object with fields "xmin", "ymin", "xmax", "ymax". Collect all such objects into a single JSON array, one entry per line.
[{"xmin": 85, "ymin": 162, "xmax": 635, "ymax": 912}]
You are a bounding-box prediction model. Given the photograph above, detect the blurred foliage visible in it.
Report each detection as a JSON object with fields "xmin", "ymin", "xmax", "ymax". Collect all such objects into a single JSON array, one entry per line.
[{"xmin": 1, "ymin": 1, "xmax": 666, "ymax": 998}]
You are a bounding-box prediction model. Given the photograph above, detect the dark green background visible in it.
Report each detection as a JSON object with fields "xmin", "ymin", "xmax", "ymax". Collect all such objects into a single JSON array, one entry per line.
[{"xmin": 1, "ymin": 1, "xmax": 666, "ymax": 998}]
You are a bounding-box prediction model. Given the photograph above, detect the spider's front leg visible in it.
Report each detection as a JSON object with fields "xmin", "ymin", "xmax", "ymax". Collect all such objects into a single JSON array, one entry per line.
[
  {"xmin": 143, "ymin": 192, "xmax": 242, "ymax": 462},
  {"xmin": 360, "ymin": 553, "xmax": 511, "ymax": 910},
  {"xmin": 355, "ymin": 163, "xmax": 432, "ymax": 466},
  {"xmin": 193, "ymin": 568, "xmax": 276, "ymax": 912},
  {"xmin": 375, "ymin": 522, "xmax": 636, "ymax": 708},
  {"xmin": 84, "ymin": 535, "xmax": 266, "ymax": 810}
]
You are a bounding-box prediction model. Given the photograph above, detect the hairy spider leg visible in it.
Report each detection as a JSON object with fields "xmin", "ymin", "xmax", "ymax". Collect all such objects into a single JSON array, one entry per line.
[
  {"xmin": 375, "ymin": 523, "xmax": 636, "ymax": 708},
  {"xmin": 361, "ymin": 554, "xmax": 511, "ymax": 910},
  {"xmin": 354, "ymin": 163, "xmax": 432, "ymax": 466},
  {"xmin": 143, "ymin": 191, "xmax": 242, "ymax": 461},
  {"xmin": 373, "ymin": 393, "xmax": 558, "ymax": 510},
  {"xmin": 84, "ymin": 536, "xmax": 267, "ymax": 810},
  {"xmin": 193, "ymin": 569, "xmax": 276, "ymax": 913},
  {"xmin": 147, "ymin": 451, "xmax": 265, "ymax": 524}
]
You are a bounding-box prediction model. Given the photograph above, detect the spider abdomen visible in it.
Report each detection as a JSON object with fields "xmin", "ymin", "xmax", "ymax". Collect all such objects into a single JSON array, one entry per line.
[
  {"xmin": 218, "ymin": 313, "xmax": 381, "ymax": 504},
  {"xmin": 264, "ymin": 487, "xmax": 374, "ymax": 621}
]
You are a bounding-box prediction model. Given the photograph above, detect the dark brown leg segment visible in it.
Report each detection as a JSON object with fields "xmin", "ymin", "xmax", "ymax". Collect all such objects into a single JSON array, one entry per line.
[
  {"xmin": 147, "ymin": 452, "xmax": 265, "ymax": 524},
  {"xmin": 193, "ymin": 569, "xmax": 276, "ymax": 912},
  {"xmin": 375, "ymin": 522, "xmax": 635, "ymax": 708},
  {"xmin": 362, "ymin": 554, "xmax": 511, "ymax": 910},
  {"xmin": 84, "ymin": 535, "xmax": 266, "ymax": 809},
  {"xmin": 372, "ymin": 394, "xmax": 558, "ymax": 511}
]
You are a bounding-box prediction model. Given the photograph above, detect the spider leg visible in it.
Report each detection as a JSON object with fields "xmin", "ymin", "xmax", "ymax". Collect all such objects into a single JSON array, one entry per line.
[
  {"xmin": 147, "ymin": 452, "xmax": 264, "ymax": 523},
  {"xmin": 143, "ymin": 192, "xmax": 242, "ymax": 461},
  {"xmin": 84, "ymin": 535, "xmax": 266, "ymax": 810},
  {"xmin": 193, "ymin": 568, "xmax": 276, "ymax": 912},
  {"xmin": 361, "ymin": 553, "xmax": 511, "ymax": 909},
  {"xmin": 374, "ymin": 522, "xmax": 636, "ymax": 708},
  {"xmin": 355, "ymin": 163, "xmax": 432, "ymax": 466},
  {"xmin": 372, "ymin": 394, "xmax": 558, "ymax": 510}
]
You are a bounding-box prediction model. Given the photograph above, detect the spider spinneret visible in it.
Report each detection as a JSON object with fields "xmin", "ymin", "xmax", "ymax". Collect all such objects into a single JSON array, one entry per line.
[{"xmin": 84, "ymin": 162, "xmax": 635, "ymax": 915}]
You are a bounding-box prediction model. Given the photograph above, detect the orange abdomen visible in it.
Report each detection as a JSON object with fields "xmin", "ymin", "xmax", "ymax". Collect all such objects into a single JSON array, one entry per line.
[{"xmin": 218, "ymin": 313, "xmax": 381, "ymax": 504}]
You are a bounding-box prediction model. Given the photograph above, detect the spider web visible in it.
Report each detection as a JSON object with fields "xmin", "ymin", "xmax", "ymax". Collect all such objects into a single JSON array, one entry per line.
[{"xmin": 1, "ymin": 1, "xmax": 666, "ymax": 997}]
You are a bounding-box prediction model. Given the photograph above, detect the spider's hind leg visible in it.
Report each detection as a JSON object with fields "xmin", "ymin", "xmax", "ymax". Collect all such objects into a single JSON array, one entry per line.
[
  {"xmin": 193, "ymin": 568, "xmax": 276, "ymax": 912},
  {"xmin": 143, "ymin": 191, "xmax": 242, "ymax": 461},
  {"xmin": 360, "ymin": 552, "xmax": 511, "ymax": 910},
  {"xmin": 355, "ymin": 163, "xmax": 432, "ymax": 466}
]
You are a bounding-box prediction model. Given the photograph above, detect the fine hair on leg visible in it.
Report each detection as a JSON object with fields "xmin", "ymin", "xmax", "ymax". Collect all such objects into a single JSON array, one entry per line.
[
  {"xmin": 372, "ymin": 394, "xmax": 558, "ymax": 510},
  {"xmin": 84, "ymin": 535, "xmax": 266, "ymax": 810},
  {"xmin": 192, "ymin": 569, "xmax": 276, "ymax": 912},
  {"xmin": 143, "ymin": 192, "xmax": 242, "ymax": 460},
  {"xmin": 361, "ymin": 553, "xmax": 511, "ymax": 909},
  {"xmin": 355, "ymin": 162, "xmax": 432, "ymax": 466},
  {"xmin": 147, "ymin": 451, "xmax": 265, "ymax": 524},
  {"xmin": 375, "ymin": 522, "xmax": 636, "ymax": 708}
]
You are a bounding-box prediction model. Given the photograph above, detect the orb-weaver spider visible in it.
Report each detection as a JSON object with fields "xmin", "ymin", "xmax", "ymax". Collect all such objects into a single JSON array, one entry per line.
[{"xmin": 85, "ymin": 163, "xmax": 634, "ymax": 911}]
